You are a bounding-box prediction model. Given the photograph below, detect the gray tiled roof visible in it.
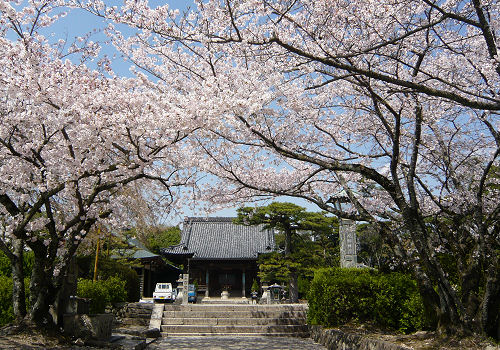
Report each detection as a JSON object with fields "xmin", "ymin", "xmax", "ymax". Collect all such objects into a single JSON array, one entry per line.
[
  {"xmin": 161, "ymin": 217, "xmax": 275, "ymax": 260},
  {"xmin": 111, "ymin": 237, "xmax": 159, "ymax": 260}
]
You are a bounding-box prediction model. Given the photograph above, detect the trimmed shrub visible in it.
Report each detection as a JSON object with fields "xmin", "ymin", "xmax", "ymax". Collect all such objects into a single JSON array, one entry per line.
[
  {"xmin": 307, "ymin": 267, "xmax": 428, "ymax": 333},
  {"xmin": 77, "ymin": 276, "xmax": 127, "ymax": 314}
]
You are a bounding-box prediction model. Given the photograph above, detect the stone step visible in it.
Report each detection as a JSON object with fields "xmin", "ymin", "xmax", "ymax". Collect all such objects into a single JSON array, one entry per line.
[
  {"xmin": 199, "ymin": 298, "xmax": 250, "ymax": 304},
  {"xmin": 121, "ymin": 317, "xmax": 150, "ymax": 326},
  {"xmin": 126, "ymin": 303, "xmax": 154, "ymax": 311},
  {"xmin": 162, "ymin": 317, "xmax": 304, "ymax": 326},
  {"xmin": 160, "ymin": 324, "xmax": 309, "ymax": 334},
  {"xmin": 163, "ymin": 304, "xmax": 307, "ymax": 312},
  {"xmin": 162, "ymin": 310, "xmax": 307, "ymax": 319},
  {"xmin": 113, "ymin": 327, "xmax": 147, "ymax": 337},
  {"xmin": 161, "ymin": 332, "xmax": 310, "ymax": 337}
]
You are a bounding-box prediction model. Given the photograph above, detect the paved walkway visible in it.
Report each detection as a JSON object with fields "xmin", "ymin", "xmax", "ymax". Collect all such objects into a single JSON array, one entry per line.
[{"xmin": 148, "ymin": 336, "xmax": 327, "ymax": 350}]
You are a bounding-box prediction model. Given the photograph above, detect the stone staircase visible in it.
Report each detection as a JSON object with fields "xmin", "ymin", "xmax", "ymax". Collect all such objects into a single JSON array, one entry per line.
[{"xmin": 158, "ymin": 304, "xmax": 309, "ymax": 337}]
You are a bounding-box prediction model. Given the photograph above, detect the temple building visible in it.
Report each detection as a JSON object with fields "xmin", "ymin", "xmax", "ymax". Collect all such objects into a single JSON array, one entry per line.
[{"xmin": 161, "ymin": 217, "xmax": 275, "ymax": 298}]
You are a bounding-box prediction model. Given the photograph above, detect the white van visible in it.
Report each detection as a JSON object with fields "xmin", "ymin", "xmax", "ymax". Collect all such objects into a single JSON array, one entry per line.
[{"xmin": 153, "ymin": 282, "xmax": 175, "ymax": 303}]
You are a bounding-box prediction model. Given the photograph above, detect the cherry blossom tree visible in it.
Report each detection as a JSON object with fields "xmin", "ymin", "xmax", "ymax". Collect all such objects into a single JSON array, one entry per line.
[
  {"xmin": 0, "ymin": 0, "xmax": 200, "ymax": 326},
  {"xmin": 86, "ymin": 0, "xmax": 500, "ymax": 337}
]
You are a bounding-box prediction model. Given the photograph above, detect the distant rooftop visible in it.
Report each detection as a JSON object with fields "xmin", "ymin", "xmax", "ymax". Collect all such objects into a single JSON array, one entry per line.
[{"xmin": 161, "ymin": 217, "xmax": 275, "ymax": 260}]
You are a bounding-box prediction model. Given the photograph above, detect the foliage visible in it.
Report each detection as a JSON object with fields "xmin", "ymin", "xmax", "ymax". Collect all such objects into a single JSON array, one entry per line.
[
  {"xmin": 0, "ymin": 276, "xmax": 14, "ymax": 326},
  {"xmin": 77, "ymin": 256, "xmax": 140, "ymax": 302},
  {"xmin": 257, "ymin": 229, "xmax": 339, "ymax": 298},
  {"xmin": 0, "ymin": 250, "xmax": 35, "ymax": 278},
  {"xmin": 103, "ymin": 276, "xmax": 128, "ymax": 304},
  {"xmin": 0, "ymin": 276, "xmax": 30, "ymax": 326},
  {"xmin": 99, "ymin": 259, "xmax": 140, "ymax": 302},
  {"xmin": 77, "ymin": 279, "xmax": 109, "ymax": 314},
  {"xmin": 238, "ymin": 203, "xmax": 338, "ymax": 300},
  {"xmin": 251, "ymin": 279, "xmax": 259, "ymax": 292},
  {"xmin": 308, "ymin": 268, "xmax": 428, "ymax": 334},
  {"xmin": 236, "ymin": 203, "xmax": 337, "ymax": 242},
  {"xmin": 257, "ymin": 252, "xmax": 299, "ymax": 284},
  {"xmin": 77, "ymin": 277, "xmax": 127, "ymax": 314},
  {"xmin": 356, "ymin": 224, "xmax": 408, "ymax": 272},
  {"xmin": 142, "ymin": 226, "xmax": 181, "ymax": 255},
  {"xmin": 0, "ymin": 252, "xmax": 10, "ymax": 277}
]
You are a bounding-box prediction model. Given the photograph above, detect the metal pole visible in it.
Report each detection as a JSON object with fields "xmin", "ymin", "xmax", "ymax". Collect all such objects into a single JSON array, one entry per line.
[{"xmin": 93, "ymin": 225, "xmax": 101, "ymax": 282}]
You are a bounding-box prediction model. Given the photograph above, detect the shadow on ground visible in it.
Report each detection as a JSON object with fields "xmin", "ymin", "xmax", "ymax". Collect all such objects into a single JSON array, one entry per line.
[{"xmin": 149, "ymin": 336, "xmax": 327, "ymax": 350}]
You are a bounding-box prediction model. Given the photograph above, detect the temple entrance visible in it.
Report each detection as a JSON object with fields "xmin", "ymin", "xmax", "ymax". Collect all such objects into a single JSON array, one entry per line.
[
  {"xmin": 209, "ymin": 269, "xmax": 242, "ymax": 297},
  {"xmin": 188, "ymin": 260, "xmax": 259, "ymax": 298}
]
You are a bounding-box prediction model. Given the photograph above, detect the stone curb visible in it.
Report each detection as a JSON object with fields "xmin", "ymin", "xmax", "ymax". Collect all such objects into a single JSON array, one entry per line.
[{"xmin": 309, "ymin": 325, "xmax": 413, "ymax": 350}]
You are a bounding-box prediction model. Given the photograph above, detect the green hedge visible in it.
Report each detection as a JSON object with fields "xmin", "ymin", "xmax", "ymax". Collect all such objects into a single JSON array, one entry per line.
[
  {"xmin": 307, "ymin": 267, "xmax": 428, "ymax": 333},
  {"xmin": 77, "ymin": 276, "xmax": 127, "ymax": 314}
]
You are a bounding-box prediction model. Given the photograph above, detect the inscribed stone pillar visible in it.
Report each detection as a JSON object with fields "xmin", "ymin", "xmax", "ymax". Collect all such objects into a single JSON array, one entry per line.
[
  {"xmin": 182, "ymin": 273, "xmax": 189, "ymax": 305},
  {"xmin": 340, "ymin": 219, "xmax": 358, "ymax": 268}
]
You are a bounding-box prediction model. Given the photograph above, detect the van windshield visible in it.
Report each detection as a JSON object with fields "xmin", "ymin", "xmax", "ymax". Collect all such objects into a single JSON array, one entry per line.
[{"xmin": 156, "ymin": 283, "xmax": 172, "ymax": 291}]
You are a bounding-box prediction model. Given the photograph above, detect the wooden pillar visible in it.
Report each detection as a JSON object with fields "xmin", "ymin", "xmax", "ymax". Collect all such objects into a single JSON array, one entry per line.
[
  {"xmin": 205, "ymin": 269, "xmax": 210, "ymax": 298},
  {"xmin": 242, "ymin": 269, "xmax": 246, "ymax": 298}
]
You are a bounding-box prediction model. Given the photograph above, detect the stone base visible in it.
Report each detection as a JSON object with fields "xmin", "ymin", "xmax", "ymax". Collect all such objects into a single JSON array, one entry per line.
[{"xmin": 63, "ymin": 313, "xmax": 114, "ymax": 340}]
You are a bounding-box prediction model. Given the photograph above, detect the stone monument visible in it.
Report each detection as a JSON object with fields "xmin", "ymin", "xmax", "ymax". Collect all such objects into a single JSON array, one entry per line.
[{"xmin": 339, "ymin": 219, "xmax": 358, "ymax": 268}]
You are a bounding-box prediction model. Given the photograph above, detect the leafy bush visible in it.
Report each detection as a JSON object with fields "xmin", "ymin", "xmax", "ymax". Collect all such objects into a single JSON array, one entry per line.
[
  {"xmin": 0, "ymin": 250, "xmax": 35, "ymax": 278},
  {"xmin": 307, "ymin": 267, "xmax": 429, "ymax": 333},
  {"xmin": 77, "ymin": 279, "xmax": 109, "ymax": 314},
  {"xmin": 77, "ymin": 277, "xmax": 127, "ymax": 314},
  {"xmin": 99, "ymin": 260, "xmax": 139, "ymax": 302},
  {"xmin": 0, "ymin": 276, "xmax": 30, "ymax": 326},
  {"xmin": 77, "ymin": 256, "xmax": 140, "ymax": 302},
  {"xmin": 0, "ymin": 276, "xmax": 14, "ymax": 325},
  {"xmin": 103, "ymin": 276, "xmax": 127, "ymax": 304}
]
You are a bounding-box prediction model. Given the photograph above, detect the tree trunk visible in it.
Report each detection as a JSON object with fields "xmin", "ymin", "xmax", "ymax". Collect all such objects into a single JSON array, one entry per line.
[
  {"xmin": 413, "ymin": 266, "xmax": 439, "ymax": 329},
  {"xmin": 11, "ymin": 238, "xmax": 26, "ymax": 323},
  {"xmin": 28, "ymin": 257, "xmax": 55, "ymax": 326},
  {"xmin": 481, "ymin": 257, "xmax": 500, "ymax": 339},
  {"xmin": 288, "ymin": 273, "xmax": 299, "ymax": 303},
  {"xmin": 403, "ymin": 212, "xmax": 467, "ymax": 335}
]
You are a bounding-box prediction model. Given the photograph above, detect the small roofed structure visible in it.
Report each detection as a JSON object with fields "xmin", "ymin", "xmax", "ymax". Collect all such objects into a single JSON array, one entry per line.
[
  {"xmin": 161, "ymin": 217, "xmax": 275, "ymax": 298},
  {"xmin": 112, "ymin": 237, "xmax": 181, "ymax": 299}
]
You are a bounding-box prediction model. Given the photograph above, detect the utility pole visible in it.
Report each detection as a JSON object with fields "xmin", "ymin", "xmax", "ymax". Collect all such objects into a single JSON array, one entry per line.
[{"xmin": 93, "ymin": 225, "xmax": 101, "ymax": 282}]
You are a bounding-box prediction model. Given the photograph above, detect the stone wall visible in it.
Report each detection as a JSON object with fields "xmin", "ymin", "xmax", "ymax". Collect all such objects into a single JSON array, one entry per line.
[
  {"xmin": 108, "ymin": 302, "xmax": 153, "ymax": 327},
  {"xmin": 309, "ymin": 325, "xmax": 413, "ymax": 350}
]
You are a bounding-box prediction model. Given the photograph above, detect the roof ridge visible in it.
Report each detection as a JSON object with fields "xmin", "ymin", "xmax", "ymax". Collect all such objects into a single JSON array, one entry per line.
[{"xmin": 184, "ymin": 216, "xmax": 236, "ymax": 222}]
